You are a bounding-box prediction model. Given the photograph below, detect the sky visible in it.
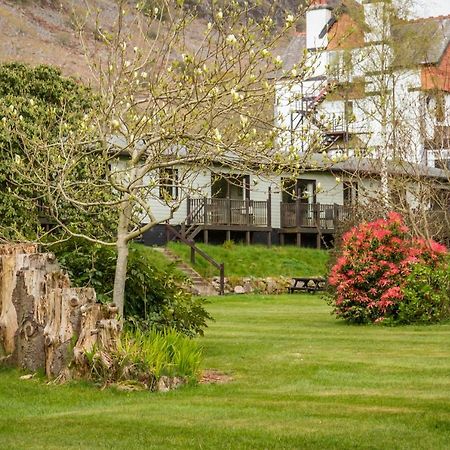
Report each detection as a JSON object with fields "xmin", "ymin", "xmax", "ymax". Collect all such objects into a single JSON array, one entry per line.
[{"xmin": 413, "ymin": 0, "xmax": 450, "ymax": 18}]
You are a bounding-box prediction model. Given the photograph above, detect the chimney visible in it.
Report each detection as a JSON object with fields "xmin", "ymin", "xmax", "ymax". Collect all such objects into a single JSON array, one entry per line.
[
  {"xmin": 306, "ymin": 0, "xmax": 334, "ymax": 50},
  {"xmin": 363, "ymin": 0, "xmax": 391, "ymax": 43}
]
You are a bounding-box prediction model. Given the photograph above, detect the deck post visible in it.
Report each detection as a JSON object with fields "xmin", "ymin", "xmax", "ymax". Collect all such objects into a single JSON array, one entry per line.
[
  {"xmin": 246, "ymin": 231, "xmax": 251, "ymax": 245},
  {"xmin": 296, "ymin": 232, "xmax": 302, "ymax": 247},
  {"xmin": 203, "ymin": 196, "xmax": 208, "ymax": 225},
  {"xmin": 227, "ymin": 198, "xmax": 231, "ymax": 226},
  {"xmin": 267, "ymin": 187, "xmax": 272, "ymax": 228},
  {"xmin": 204, "ymin": 229, "xmax": 208, "ymax": 244},
  {"xmin": 246, "ymin": 194, "xmax": 250, "ymax": 227},
  {"xmin": 226, "ymin": 230, "xmax": 231, "ymax": 241},
  {"xmin": 316, "ymin": 233, "xmax": 321, "ymax": 249},
  {"xmin": 296, "ymin": 198, "xmax": 301, "ymax": 227},
  {"xmin": 186, "ymin": 196, "xmax": 191, "ymax": 224},
  {"xmin": 333, "ymin": 203, "xmax": 339, "ymax": 230},
  {"xmin": 280, "ymin": 233, "xmax": 285, "ymax": 246}
]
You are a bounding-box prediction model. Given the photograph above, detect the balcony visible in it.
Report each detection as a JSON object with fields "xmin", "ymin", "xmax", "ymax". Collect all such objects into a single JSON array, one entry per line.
[
  {"xmin": 187, "ymin": 198, "xmax": 271, "ymax": 228},
  {"xmin": 280, "ymin": 202, "xmax": 353, "ymax": 231}
]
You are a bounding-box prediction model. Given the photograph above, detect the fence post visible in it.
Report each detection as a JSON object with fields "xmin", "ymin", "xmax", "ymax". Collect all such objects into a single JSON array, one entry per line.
[
  {"xmin": 219, "ymin": 263, "xmax": 225, "ymax": 295},
  {"xmin": 190, "ymin": 245, "xmax": 196, "ymax": 265}
]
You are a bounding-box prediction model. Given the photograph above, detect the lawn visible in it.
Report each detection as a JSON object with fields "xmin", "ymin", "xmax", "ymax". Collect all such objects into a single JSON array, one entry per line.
[
  {"xmin": 1, "ymin": 295, "xmax": 450, "ymax": 449},
  {"xmin": 168, "ymin": 242, "xmax": 329, "ymax": 278}
]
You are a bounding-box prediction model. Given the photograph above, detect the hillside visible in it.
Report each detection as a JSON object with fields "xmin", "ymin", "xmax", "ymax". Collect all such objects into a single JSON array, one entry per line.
[{"xmin": 0, "ymin": 0, "xmax": 306, "ymax": 81}]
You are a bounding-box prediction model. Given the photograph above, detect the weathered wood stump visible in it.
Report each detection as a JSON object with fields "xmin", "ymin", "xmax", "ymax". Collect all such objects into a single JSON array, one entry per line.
[{"xmin": 0, "ymin": 244, "xmax": 121, "ymax": 378}]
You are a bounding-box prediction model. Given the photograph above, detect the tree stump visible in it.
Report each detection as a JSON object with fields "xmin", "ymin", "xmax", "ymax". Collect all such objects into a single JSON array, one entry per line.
[{"xmin": 0, "ymin": 244, "xmax": 121, "ymax": 378}]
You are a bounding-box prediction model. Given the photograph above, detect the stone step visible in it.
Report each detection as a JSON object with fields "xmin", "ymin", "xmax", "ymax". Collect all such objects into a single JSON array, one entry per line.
[{"xmin": 154, "ymin": 246, "xmax": 218, "ymax": 296}]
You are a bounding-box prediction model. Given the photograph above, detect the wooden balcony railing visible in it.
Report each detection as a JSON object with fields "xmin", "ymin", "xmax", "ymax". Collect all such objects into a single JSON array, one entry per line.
[
  {"xmin": 280, "ymin": 202, "xmax": 352, "ymax": 230},
  {"xmin": 187, "ymin": 197, "xmax": 271, "ymax": 228}
]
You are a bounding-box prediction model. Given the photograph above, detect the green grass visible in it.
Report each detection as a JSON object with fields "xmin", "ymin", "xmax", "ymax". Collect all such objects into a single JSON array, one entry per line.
[
  {"xmin": 168, "ymin": 242, "xmax": 329, "ymax": 278},
  {"xmin": 1, "ymin": 295, "xmax": 450, "ymax": 449}
]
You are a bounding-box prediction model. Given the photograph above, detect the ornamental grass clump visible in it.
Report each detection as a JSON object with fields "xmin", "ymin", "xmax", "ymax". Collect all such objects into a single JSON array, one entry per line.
[
  {"xmin": 85, "ymin": 328, "xmax": 203, "ymax": 390},
  {"xmin": 327, "ymin": 212, "xmax": 449, "ymax": 324}
]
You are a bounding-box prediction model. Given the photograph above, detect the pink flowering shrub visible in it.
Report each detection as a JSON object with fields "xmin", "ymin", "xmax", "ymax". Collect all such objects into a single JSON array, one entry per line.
[{"xmin": 328, "ymin": 212, "xmax": 448, "ymax": 324}]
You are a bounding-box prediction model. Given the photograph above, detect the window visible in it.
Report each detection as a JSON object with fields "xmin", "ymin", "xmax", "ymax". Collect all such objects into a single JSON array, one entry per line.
[
  {"xmin": 159, "ymin": 168, "xmax": 179, "ymax": 200},
  {"xmin": 428, "ymin": 149, "xmax": 450, "ymax": 170},
  {"xmin": 282, "ymin": 178, "xmax": 316, "ymax": 204},
  {"xmin": 343, "ymin": 181, "xmax": 358, "ymax": 206},
  {"xmin": 435, "ymin": 94, "xmax": 445, "ymax": 123},
  {"xmin": 211, "ymin": 174, "xmax": 249, "ymax": 200}
]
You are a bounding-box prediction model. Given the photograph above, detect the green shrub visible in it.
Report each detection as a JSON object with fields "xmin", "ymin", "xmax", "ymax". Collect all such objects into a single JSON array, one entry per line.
[
  {"xmin": 398, "ymin": 263, "xmax": 450, "ymax": 324},
  {"xmin": 52, "ymin": 239, "xmax": 212, "ymax": 336},
  {"xmin": 85, "ymin": 327, "xmax": 202, "ymax": 389}
]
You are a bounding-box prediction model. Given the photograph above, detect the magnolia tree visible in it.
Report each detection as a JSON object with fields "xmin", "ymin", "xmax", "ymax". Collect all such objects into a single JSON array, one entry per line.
[{"xmin": 5, "ymin": 1, "xmax": 324, "ymax": 315}]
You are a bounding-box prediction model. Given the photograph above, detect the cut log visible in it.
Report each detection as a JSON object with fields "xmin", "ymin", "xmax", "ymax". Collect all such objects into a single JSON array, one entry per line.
[{"xmin": 0, "ymin": 244, "xmax": 121, "ymax": 379}]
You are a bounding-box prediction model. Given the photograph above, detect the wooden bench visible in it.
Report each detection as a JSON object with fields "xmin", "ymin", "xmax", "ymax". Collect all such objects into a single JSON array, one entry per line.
[{"xmin": 288, "ymin": 276, "xmax": 326, "ymax": 293}]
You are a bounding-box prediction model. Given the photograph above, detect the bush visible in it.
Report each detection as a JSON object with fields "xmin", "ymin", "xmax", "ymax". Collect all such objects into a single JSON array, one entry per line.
[
  {"xmin": 398, "ymin": 263, "xmax": 450, "ymax": 324},
  {"xmin": 85, "ymin": 327, "xmax": 202, "ymax": 389},
  {"xmin": 327, "ymin": 212, "xmax": 448, "ymax": 324},
  {"xmin": 52, "ymin": 239, "xmax": 212, "ymax": 336}
]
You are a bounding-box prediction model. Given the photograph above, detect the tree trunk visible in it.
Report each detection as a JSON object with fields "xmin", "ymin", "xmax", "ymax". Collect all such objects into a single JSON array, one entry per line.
[
  {"xmin": 113, "ymin": 238, "xmax": 129, "ymax": 317},
  {"xmin": 112, "ymin": 198, "xmax": 132, "ymax": 317}
]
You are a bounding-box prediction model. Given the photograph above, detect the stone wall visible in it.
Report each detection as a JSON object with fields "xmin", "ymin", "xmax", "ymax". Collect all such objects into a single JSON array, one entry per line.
[{"xmin": 210, "ymin": 276, "xmax": 292, "ymax": 295}]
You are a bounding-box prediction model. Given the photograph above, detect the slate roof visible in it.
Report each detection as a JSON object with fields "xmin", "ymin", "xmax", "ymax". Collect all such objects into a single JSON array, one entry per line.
[{"xmin": 392, "ymin": 15, "xmax": 450, "ymax": 66}]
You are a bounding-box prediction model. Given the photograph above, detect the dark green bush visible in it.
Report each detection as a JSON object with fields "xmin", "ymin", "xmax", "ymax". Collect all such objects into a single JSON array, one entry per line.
[
  {"xmin": 52, "ymin": 239, "xmax": 212, "ymax": 337},
  {"xmin": 398, "ymin": 263, "xmax": 450, "ymax": 324}
]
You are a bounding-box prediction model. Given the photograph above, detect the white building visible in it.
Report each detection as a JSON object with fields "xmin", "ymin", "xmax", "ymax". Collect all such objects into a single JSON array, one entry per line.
[
  {"xmin": 142, "ymin": 0, "xmax": 450, "ymax": 248},
  {"xmin": 276, "ymin": 0, "xmax": 450, "ymax": 166}
]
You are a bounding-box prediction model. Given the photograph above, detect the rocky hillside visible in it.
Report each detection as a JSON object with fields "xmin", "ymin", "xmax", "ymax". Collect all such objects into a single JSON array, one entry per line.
[{"xmin": 0, "ymin": 0, "xmax": 306, "ymax": 82}]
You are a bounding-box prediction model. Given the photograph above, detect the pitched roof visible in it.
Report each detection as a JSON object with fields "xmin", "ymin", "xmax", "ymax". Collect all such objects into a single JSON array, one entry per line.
[
  {"xmin": 392, "ymin": 15, "xmax": 450, "ymax": 66},
  {"xmin": 270, "ymin": 32, "xmax": 306, "ymax": 79}
]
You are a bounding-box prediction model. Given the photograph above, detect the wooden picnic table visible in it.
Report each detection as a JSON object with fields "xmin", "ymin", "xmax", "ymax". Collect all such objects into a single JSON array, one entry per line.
[{"xmin": 288, "ymin": 276, "xmax": 326, "ymax": 293}]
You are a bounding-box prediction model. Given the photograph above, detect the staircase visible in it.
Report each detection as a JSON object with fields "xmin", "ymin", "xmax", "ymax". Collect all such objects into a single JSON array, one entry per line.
[
  {"xmin": 291, "ymin": 80, "xmax": 344, "ymax": 148},
  {"xmin": 156, "ymin": 247, "xmax": 218, "ymax": 296}
]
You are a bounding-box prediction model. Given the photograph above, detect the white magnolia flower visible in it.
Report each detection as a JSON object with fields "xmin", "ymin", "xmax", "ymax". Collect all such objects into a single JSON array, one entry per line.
[
  {"xmin": 217, "ymin": 9, "xmax": 223, "ymax": 20},
  {"xmin": 286, "ymin": 14, "xmax": 294, "ymax": 24},
  {"xmin": 214, "ymin": 128, "xmax": 222, "ymax": 141},
  {"xmin": 226, "ymin": 34, "xmax": 237, "ymax": 45}
]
